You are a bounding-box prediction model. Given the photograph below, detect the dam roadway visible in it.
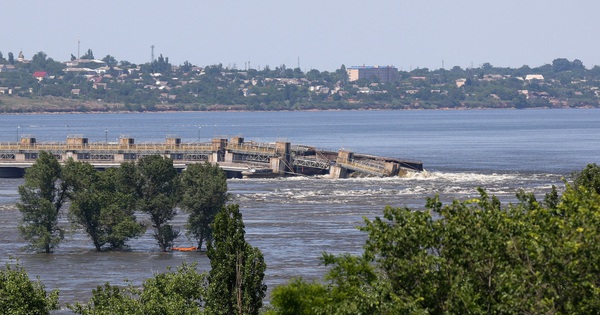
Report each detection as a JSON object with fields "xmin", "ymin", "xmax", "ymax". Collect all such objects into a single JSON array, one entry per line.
[{"xmin": 0, "ymin": 135, "xmax": 423, "ymax": 178}]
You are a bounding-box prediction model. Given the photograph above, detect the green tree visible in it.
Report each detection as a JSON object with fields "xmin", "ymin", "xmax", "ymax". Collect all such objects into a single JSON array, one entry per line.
[
  {"xmin": 103, "ymin": 166, "xmax": 147, "ymax": 248},
  {"xmin": 31, "ymin": 51, "xmax": 47, "ymax": 71},
  {"xmin": 268, "ymin": 278, "xmax": 329, "ymax": 315},
  {"xmin": 70, "ymin": 204, "xmax": 269, "ymax": 314},
  {"xmin": 0, "ymin": 261, "xmax": 60, "ymax": 314},
  {"xmin": 17, "ymin": 151, "xmax": 68, "ymax": 253},
  {"xmin": 572, "ymin": 163, "xmax": 600, "ymax": 194},
  {"xmin": 206, "ymin": 204, "xmax": 267, "ymax": 315},
  {"xmin": 69, "ymin": 262, "xmax": 206, "ymax": 315},
  {"xmin": 270, "ymin": 171, "xmax": 600, "ymax": 314},
  {"xmin": 134, "ymin": 155, "xmax": 180, "ymax": 251},
  {"xmin": 180, "ymin": 60, "xmax": 193, "ymax": 73},
  {"xmin": 8, "ymin": 52, "xmax": 14, "ymax": 65},
  {"xmin": 180, "ymin": 162, "xmax": 228, "ymax": 250},
  {"xmin": 101, "ymin": 55, "xmax": 118, "ymax": 67},
  {"xmin": 63, "ymin": 161, "xmax": 145, "ymax": 251},
  {"xmin": 81, "ymin": 49, "xmax": 94, "ymax": 60}
]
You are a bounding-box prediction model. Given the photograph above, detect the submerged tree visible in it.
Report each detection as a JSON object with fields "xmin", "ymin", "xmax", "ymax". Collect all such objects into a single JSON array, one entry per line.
[
  {"xmin": 180, "ymin": 161, "xmax": 228, "ymax": 250},
  {"xmin": 17, "ymin": 151, "xmax": 68, "ymax": 253},
  {"xmin": 133, "ymin": 155, "xmax": 180, "ymax": 251},
  {"xmin": 63, "ymin": 160, "xmax": 145, "ymax": 251},
  {"xmin": 206, "ymin": 204, "xmax": 267, "ymax": 315}
]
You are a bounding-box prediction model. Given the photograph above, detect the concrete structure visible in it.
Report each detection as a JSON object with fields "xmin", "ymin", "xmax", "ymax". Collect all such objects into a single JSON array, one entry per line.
[
  {"xmin": 0, "ymin": 136, "xmax": 422, "ymax": 179},
  {"xmin": 347, "ymin": 66, "xmax": 398, "ymax": 82}
]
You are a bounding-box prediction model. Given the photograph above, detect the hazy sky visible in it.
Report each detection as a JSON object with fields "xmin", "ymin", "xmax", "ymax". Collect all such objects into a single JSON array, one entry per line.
[{"xmin": 3, "ymin": 0, "xmax": 599, "ymax": 71}]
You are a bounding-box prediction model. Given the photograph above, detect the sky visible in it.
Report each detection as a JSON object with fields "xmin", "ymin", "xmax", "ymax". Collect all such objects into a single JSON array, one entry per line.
[{"xmin": 2, "ymin": 0, "xmax": 600, "ymax": 72}]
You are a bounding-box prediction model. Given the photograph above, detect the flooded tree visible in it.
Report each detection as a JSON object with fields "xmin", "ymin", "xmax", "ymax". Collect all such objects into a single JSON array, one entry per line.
[
  {"xmin": 63, "ymin": 161, "xmax": 145, "ymax": 251},
  {"xmin": 180, "ymin": 161, "xmax": 228, "ymax": 250},
  {"xmin": 133, "ymin": 155, "xmax": 180, "ymax": 251},
  {"xmin": 17, "ymin": 151, "xmax": 68, "ymax": 253}
]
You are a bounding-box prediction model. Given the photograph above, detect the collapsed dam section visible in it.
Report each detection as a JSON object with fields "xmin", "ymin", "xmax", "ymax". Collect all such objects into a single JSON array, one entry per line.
[{"xmin": 0, "ymin": 135, "xmax": 423, "ymax": 179}]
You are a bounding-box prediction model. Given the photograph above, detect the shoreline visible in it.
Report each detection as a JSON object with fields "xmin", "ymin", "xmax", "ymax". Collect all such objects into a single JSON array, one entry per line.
[
  {"xmin": 1, "ymin": 104, "xmax": 596, "ymax": 116},
  {"xmin": 2, "ymin": 96, "xmax": 598, "ymax": 115}
]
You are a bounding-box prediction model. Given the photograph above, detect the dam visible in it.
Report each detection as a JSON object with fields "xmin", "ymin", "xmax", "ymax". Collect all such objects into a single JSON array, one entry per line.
[{"xmin": 0, "ymin": 135, "xmax": 423, "ymax": 178}]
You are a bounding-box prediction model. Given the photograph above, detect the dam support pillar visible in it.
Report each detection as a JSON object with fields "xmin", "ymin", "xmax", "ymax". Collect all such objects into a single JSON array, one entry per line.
[
  {"xmin": 384, "ymin": 162, "xmax": 400, "ymax": 176},
  {"xmin": 210, "ymin": 138, "xmax": 227, "ymax": 163},
  {"xmin": 329, "ymin": 165, "xmax": 347, "ymax": 179},
  {"xmin": 273, "ymin": 141, "xmax": 291, "ymax": 175},
  {"xmin": 331, "ymin": 150, "xmax": 353, "ymax": 179},
  {"xmin": 15, "ymin": 153, "xmax": 26, "ymax": 162},
  {"xmin": 225, "ymin": 137, "xmax": 244, "ymax": 163}
]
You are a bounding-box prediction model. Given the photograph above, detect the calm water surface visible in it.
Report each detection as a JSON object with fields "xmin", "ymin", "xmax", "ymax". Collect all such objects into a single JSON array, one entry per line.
[{"xmin": 0, "ymin": 109, "xmax": 598, "ymax": 312}]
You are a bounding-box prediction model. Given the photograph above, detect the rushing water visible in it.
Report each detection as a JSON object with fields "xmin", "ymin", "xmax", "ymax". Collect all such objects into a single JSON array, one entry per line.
[{"xmin": 0, "ymin": 109, "xmax": 599, "ymax": 312}]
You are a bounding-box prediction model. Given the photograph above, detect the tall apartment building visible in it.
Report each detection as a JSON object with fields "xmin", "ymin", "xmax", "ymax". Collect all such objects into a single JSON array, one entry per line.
[{"xmin": 347, "ymin": 66, "xmax": 398, "ymax": 82}]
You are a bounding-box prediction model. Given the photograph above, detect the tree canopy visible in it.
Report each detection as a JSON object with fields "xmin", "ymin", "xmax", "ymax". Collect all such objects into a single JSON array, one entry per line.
[
  {"xmin": 69, "ymin": 262, "xmax": 206, "ymax": 315},
  {"xmin": 69, "ymin": 205, "xmax": 265, "ymax": 314},
  {"xmin": 0, "ymin": 261, "xmax": 59, "ymax": 314},
  {"xmin": 63, "ymin": 160, "xmax": 145, "ymax": 251},
  {"xmin": 17, "ymin": 151, "xmax": 68, "ymax": 253},
  {"xmin": 269, "ymin": 164, "xmax": 600, "ymax": 314},
  {"xmin": 206, "ymin": 204, "xmax": 267, "ymax": 315},
  {"xmin": 130, "ymin": 155, "xmax": 181, "ymax": 251},
  {"xmin": 180, "ymin": 161, "xmax": 228, "ymax": 250}
]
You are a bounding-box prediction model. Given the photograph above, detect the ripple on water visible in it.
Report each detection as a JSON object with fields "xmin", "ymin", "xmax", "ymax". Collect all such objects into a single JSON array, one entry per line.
[{"xmin": 0, "ymin": 171, "xmax": 565, "ymax": 307}]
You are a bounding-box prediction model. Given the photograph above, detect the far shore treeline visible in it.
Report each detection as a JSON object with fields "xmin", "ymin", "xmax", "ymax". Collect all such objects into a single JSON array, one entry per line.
[
  {"xmin": 1, "ymin": 49, "xmax": 599, "ymax": 112},
  {"xmin": 4, "ymin": 149, "xmax": 600, "ymax": 313}
]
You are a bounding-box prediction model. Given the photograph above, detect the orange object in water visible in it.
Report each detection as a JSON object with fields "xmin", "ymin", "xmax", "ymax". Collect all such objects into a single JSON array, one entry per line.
[{"xmin": 172, "ymin": 246, "xmax": 198, "ymax": 252}]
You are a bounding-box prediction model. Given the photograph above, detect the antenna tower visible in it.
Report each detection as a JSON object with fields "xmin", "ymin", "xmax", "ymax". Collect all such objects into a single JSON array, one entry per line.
[
  {"xmin": 151, "ymin": 45, "xmax": 155, "ymax": 63},
  {"xmin": 77, "ymin": 39, "xmax": 80, "ymax": 59}
]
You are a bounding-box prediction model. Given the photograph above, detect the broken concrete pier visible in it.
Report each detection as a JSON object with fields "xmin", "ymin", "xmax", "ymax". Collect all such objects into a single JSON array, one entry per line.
[{"xmin": 0, "ymin": 135, "xmax": 423, "ymax": 178}]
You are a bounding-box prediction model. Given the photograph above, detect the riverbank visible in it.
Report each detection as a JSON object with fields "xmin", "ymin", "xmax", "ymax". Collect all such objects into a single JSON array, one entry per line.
[{"xmin": 1, "ymin": 95, "xmax": 594, "ymax": 115}]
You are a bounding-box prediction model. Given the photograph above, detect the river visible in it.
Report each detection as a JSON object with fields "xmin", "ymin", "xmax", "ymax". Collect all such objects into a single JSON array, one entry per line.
[{"xmin": 0, "ymin": 109, "xmax": 598, "ymax": 312}]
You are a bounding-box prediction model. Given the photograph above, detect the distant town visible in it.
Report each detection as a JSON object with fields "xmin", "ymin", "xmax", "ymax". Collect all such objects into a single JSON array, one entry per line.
[{"xmin": 0, "ymin": 49, "xmax": 599, "ymax": 112}]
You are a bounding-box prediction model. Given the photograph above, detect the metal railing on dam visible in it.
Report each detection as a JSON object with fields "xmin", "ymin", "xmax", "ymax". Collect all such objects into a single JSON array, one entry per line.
[{"xmin": 0, "ymin": 136, "xmax": 423, "ymax": 179}]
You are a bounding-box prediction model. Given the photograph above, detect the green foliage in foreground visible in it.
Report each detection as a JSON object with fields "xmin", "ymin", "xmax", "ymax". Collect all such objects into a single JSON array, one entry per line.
[
  {"xmin": 69, "ymin": 205, "xmax": 266, "ymax": 315},
  {"xmin": 206, "ymin": 204, "xmax": 267, "ymax": 315},
  {"xmin": 269, "ymin": 164, "xmax": 600, "ymax": 315},
  {"xmin": 0, "ymin": 262, "xmax": 59, "ymax": 315},
  {"xmin": 68, "ymin": 262, "xmax": 206, "ymax": 315}
]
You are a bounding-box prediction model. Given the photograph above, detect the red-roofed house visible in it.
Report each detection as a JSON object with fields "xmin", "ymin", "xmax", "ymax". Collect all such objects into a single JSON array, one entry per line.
[{"xmin": 33, "ymin": 71, "xmax": 48, "ymax": 81}]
